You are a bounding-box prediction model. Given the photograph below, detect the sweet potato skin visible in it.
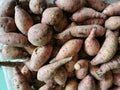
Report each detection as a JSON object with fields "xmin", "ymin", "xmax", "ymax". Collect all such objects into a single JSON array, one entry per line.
[{"xmin": 0, "ymin": 33, "xmax": 28, "ymax": 47}]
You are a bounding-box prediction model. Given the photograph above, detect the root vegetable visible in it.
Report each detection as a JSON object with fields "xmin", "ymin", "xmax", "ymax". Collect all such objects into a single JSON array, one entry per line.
[
  {"xmin": 74, "ymin": 59, "xmax": 88, "ymax": 79},
  {"xmin": 14, "ymin": 67, "xmax": 33, "ymax": 90},
  {"xmin": 113, "ymin": 73, "xmax": 120, "ymax": 86},
  {"xmin": 41, "ymin": 7, "xmax": 63, "ymax": 25},
  {"xmin": 78, "ymin": 75, "xmax": 96, "ymax": 90},
  {"xmin": 25, "ymin": 44, "xmax": 53, "ymax": 71},
  {"xmin": 0, "ymin": 33, "xmax": 28, "ymax": 47},
  {"xmin": 99, "ymin": 71, "xmax": 113, "ymax": 90},
  {"xmin": 91, "ymin": 30, "xmax": 118, "ymax": 65},
  {"xmin": 37, "ymin": 57, "xmax": 72, "ymax": 82},
  {"xmin": 2, "ymin": 45, "xmax": 29, "ymax": 59},
  {"xmin": 54, "ymin": 67, "xmax": 68, "ymax": 86},
  {"xmin": 97, "ymin": 53, "xmax": 120, "ymax": 77},
  {"xmin": 103, "ymin": 1, "xmax": 120, "ymax": 16},
  {"xmin": 15, "ymin": 6, "xmax": 33, "ymax": 35},
  {"xmin": 84, "ymin": 27, "xmax": 100, "ymax": 56},
  {"xmin": 0, "ymin": 17, "xmax": 16, "ymax": 33},
  {"xmin": 71, "ymin": 7, "xmax": 106, "ymax": 23},
  {"xmin": 87, "ymin": 0, "xmax": 108, "ymax": 11},
  {"xmin": 50, "ymin": 39, "xmax": 83, "ymax": 63},
  {"xmin": 105, "ymin": 16, "xmax": 120, "ymax": 30},
  {"xmin": 28, "ymin": 23, "xmax": 53, "ymax": 46},
  {"xmin": 65, "ymin": 79, "xmax": 78, "ymax": 90},
  {"xmin": 55, "ymin": 0, "xmax": 84, "ymax": 13},
  {"xmin": 29, "ymin": 0, "xmax": 47, "ymax": 15}
]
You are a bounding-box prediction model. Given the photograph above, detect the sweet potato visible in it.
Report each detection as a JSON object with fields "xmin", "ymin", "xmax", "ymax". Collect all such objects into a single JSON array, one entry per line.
[
  {"xmin": 29, "ymin": 0, "xmax": 47, "ymax": 15},
  {"xmin": 97, "ymin": 53, "xmax": 120, "ymax": 76},
  {"xmin": 78, "ymin": 75, "xmax": 96, "ymax": 90},
  {"xmin": 65, "ymin": 79, "xmax": 78, "ymax": 90},
  {"xmin": 14, "ymin": 67, "xmax": 32, "ymax": 90},
  {"xmin": 0, "ymin": 17, "xmax": 16, "ymax": 33},
  {"xmin": 37, "ymin": 57, "xmax": 72, "ymax": 82},
  {"xmin": 15, "ymin": 6, "xmax": 33, "ymax": 35},
  {"xmin": 74, "ymin": 59, "xmax": 89, "ymax": 79},
  {"xmin": 54, "ymin": 67, "xmax": 68, "ymax": 86},
  {"xmin": 65, "ymin": 54, "xmax": 78, "ymax": 73},
  {"xmin": 25, "ymin": 44, "xmax": 53, "ymax": 71},
  {"xmin": 50, "ymin": 39, "xmax": 83, "ymax": 63},
  {"xmin": 99, "ymin": 71, "xmax": 113, "ymax": 90},
  {"xmin": 41, "ymin": 7, "xmax": 63, "ymax": 25},
  {"xmin": 2, "ymin": 45, "xmax": 29, "ymax": 59},
  {"xmin": 91, "ymin": 30, "xmax": 118, "ymax": 65},
  {"xmin": 87, "ymin": 0, "xmax": 108, "ymax": 11},
  {"xmin": 84, "ymin": 27, "xmax": 100, "ymax": 56},
  {"xmin": 55, "ymin": 0, "xmax": 84, "ymax": 13},
  {"xmin": 105, "ymin": 16, "xmax": 120, "ymax": 30},
  {"xmin": 0, "ymin": 0, "xmax": 17, "ymax": 17},
  {"xmin": 113, "ymin": 73, "xmax": 120, "ymax": 86},
  {"xmin": 0, "ymin": 33, "xmax": 28, "ymax": 47},
  {"xmin": 103, "ymin": 1, "xmax": 120, "ymax": 16},
  {"xmin": 71, "ymin": 7, "xmax": 106, "ymax": 23},
  {"xmin": 90, "ymin": 65, "xmax": 103, "ymax": 80},
  {"xmin": 82, "ymin": 18, "xmax": 105, "ymax": 25},
  {"xmin": 28, "ymin": 23, "xmax": 53, "ymax": 46}
]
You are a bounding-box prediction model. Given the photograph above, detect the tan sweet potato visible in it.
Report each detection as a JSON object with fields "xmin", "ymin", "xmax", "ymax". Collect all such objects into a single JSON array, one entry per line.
[
  {"xmin": 41, "ymin": 7, "xmax": 63, "ymax": 25},
  {"xmin": 78, "ymin": 75, "xmax": 96, "ymax": 90},
  {"xmin": 74, "ymin": 59, "xmax": 89, "ymax": 79},
  {"xmin": 87, "ymin": 0, "xmax": 108, "ymax": 11},
  {"xmin": 0, "ymin": 33, "xmax": 28, "ymax": 47},
  {"xmin": 113, "ymin": 73, "xmax": 120, "ymax": 86},
  {"xmin": 50, "ymin": 39, "xmax": 83, "ymax": 63},
  {"xmin": 54, "ymin": 67, "xmax": 68, "ymax": 86},
  {"xmin": 82, "ymin": 18, "xmax": 105, "ymax": 25},
  {"xmin": 55, "ymin": 0, "xmax": 84, "ymax": 13},
  {"xmin": 84, "ymin": 27, "xmax": 100, "ymax": 56},
  {"xmin": 29, "ymin": 0, "xmax": 47, "ymax": 15},
  {"xmin": 37, "ymin": 57, "xmax": 72, "ymax": 82},
  {"xmin": 15, "ymin": 6, "xmax": 33, "ymax": 35},
  {"xmin": 14, "ymin": 67, "xmax": 32, "ymax": 90},
  {"xmin": 71, "ymin": 7, "xmax": 106, "ymax": 23},
  {"xmin": 99, "ymin": 71, "xmax": 113, "ymax": 90},
  {"xmin": 0, "ymin": 17, "xmax": 16, "ymax": 33},
  {"xmin": 25, "ymin": 44, "xmax": 53, "ymax": 71},
  {"xmin": 0, "ymin": 0, "xmax": 17, "ymax": 17},
  {"xmin": 97, "ymin": 53, "xmax": 120, "ymax": 77},
  {"xmin": 91, "ymin": 30, "xmax": 118, "ymax": 65},
  {"xmin": 28, "ymin": 23, "xmax": 53, "ymax": 46},
  {"xmin": 2, "ymin": 45, "xmax": 29, "ymax": 59},
  {"xmin": 65, "ymin": 79, "xmax": 78, "ymax": 90},
  {"xmin": 103, "ymin": 1, "xmax": 120, "ymax": 16},
  {"xmin": 105, "ymin": 16, "xmax": 120, "ymax": 30}
]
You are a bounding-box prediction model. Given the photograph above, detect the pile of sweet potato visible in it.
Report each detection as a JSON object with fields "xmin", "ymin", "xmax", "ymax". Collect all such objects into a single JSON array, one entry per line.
[{"xmin": 0, "ymin": 0, "xmax": 120, "ymax": 90}]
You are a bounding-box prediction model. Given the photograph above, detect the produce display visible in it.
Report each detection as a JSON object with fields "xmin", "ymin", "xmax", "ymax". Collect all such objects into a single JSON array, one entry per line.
[{"xmin": 0, "ymin": 0, "xmax": 119, "ymax": 90}]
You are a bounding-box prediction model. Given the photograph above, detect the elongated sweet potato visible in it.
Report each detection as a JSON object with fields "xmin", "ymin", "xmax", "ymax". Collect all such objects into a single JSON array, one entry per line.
[
  {"xmin": 97, "ymin": 53, "xmax": 120, "ymax": 76},
  {"xmin": 0, "ymin": 33, "xmax": 28, "ymax": 47},
  {"xmin": 105, "ymin": 16, "xmax": 120, "ymax": 30},
  {"xmin": 103, "ymin": 1, "xmax": 120, "ymax": 16},
  {"xmin": 0, "ymin": 17, "xmax": 16, "ymax": 33},
  {"xmin": 91, "ymin": 30, "xmax": 118, "ymax": 65},
  {"xmin": 25, "ymin": 44, "xmax": 53, "ymax": 71},
  {"xmin": 14, "ymin": 67, "xmax": 32, "ymax": 90},
  {"xmin": 28, "ymin": 23, "xmax": 53, "ymax": 46},
  {"xmin": 71, "ymin": 7, "xmax": 106, "ymax": 23},
  {"xmin": 37, "ymin": 57, "xmax": 72, "ymax": 82},
  {"xmin": 87, "ymin": 0, "xmax": 108, "ymax": 11},
  {"xmin": 2, "ymin": 45, "xmax": 29, "ymax": 59},
  {"xmin": 50, "ymin": 39, "xmax": 83, "ymax": 63},
  {"xmin": 29, "ymin": 0, "xmax": 47, "ymax": 15},
  {"xmin": 15, "ymin": 6, "xmax": 33, "ymax": 35}
]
